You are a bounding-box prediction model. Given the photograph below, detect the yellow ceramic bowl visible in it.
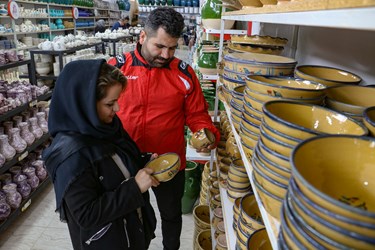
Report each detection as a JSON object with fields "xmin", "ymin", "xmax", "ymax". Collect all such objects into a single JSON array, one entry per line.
[
  {"xmin": 193, "ymin": 205, "xmax": 211, "ymax": 230},
  {"xmin": 289, "ymin": 178, "xmax": 375, "ymax": 240},
  {"xmin": 241, "ymin": 140, "xmax": 254, "ymax": 159},
  {"xmin": 295, "ymin": 65, "xmax": 362, "ymax": 87},
  {"xmin": 325, "ymin": 85, "xmax": 375, "ymax": 115},
  {"xmin": 196, "ymin": 229, "xmax": 212, "ymax": 250},
  {"xmin": 227, "ymin": 175, "xmax": 251, "ymax": 190},
  {"xmin": 257, "ymin": 138, "xmax": 290, "ymax": 170},
  {"xmin": 145, "ymin": 153, "xmax": 180, "ymax": 182},
  {"xmin": 254, "ymin": 144, "xmax": 291, "ymax": 179},
  {"xmin": 252, "ymin": 172, "xmax": 283, "ymax": 220},
  {"xmin": 261, "ymin": 120, "xmax": 301, "ymax": 146},
  {"xmin": 247, "ymin": 228, "xmax": 272, "ymax": 250},
  {"xmin": 252, "ymin": 153, "xmax": 289, "ymax": 186},
  {"xmin": 289, "ymin": 187, "xmax": 375, "ymax": 249},
  {"xmin": 243, "ymin": 101, "xmax": 263, "ymax": 120},
  {"xmin": 245, "ymin": 87, "xmax": 325, "ymax": 106},
  {"xmin": 364, "ymin": 106, "xmax": 375, "ymax": 136},
  {"xmin": 239, "ymin": 193, "xmax": 265, "ymax": 230},
  {"xmin": 243, "ymin": 91, "xmax": 264, "ymax": 112},
  {"xmin": 259, "ymin": 126, "xmax": 294, "ymax": 158},
  {"xmin": 224, "ymin": 52, "xmax": 297, "ymax": 77},
  {"xmin": 245, "ymin": 75, "xmax": 326, "ymax": 99},
  {"xmin": 240, "ymin": 122, "xmax": 259, "ymax": 141},
  {"xmin": 252, "ymin": 157, "xmax": 288, "ymax": 199},
  {"xmin": 243, "ymin": 108, "xmax": 262, "ymax": 126},
  {"xmin": 223, "ymin": 66, "xmax": 248, "ymax": 82},
  {"xmin": 292, "ymin": 135, "xmax": 375, "ymax": 224},
  {"xmin": 240, "ymin": 132, "xmax": 257, "ymax": 148},
  {"xmin": 263, "ymin": 101, "xmax": 368, "ymax": 140},
  {"xmin": 222, "ymin": 75, "xmax": 245, "ymax": 91},
  {"xmin": 241, "ymin": 116, "xmax": 260, "ymax": 135}
]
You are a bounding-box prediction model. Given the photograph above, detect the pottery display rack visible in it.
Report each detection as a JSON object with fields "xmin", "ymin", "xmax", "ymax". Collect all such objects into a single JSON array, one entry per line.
[
  {"xmin": 28, "ymin": 41, "xmax": 103, "ymax": 85},
  {"xmin": 210, "ymin": 5, "xmax": 375, "ymax": 250},
  {"xmin": 0, "ymin": 66, "xmax": 52, "ymax": 233}
]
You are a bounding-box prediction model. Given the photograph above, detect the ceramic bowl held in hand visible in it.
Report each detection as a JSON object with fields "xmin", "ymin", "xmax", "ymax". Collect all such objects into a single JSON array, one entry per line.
[
  {"xmin": 190, "ymin": 128, "xmax": 216, "ymax": 151},
  {"xmin": 145, "ymin": 153, "xmax": 180, "ymax": 182}
]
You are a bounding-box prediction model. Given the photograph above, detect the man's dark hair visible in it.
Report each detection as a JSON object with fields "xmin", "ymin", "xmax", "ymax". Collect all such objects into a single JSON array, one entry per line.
[
  {"xmin": 144, "ymin": 7, "xmax": 184, "ymax": 38},
  {"xmin": 124, "ymin": 16, "xmax": 130, "ymax": 21}
]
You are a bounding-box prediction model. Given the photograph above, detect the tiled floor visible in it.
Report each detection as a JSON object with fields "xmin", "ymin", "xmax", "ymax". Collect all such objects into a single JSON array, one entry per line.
[{"xmin": 0, "ymin": 183, "xmax": 195, "ymax": 250}]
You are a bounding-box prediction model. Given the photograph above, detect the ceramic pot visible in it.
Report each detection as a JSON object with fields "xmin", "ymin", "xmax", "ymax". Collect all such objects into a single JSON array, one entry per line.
[
  {"xmin": 182, "ymin": 161, "xmax": 201, "ymax": 214},
  {"xmin": 2, "ymin": 183, "xmax": 22, "ymax": 209},
  {"xmin": 32, "ymin": 160, "xmax": 47, "ymax": 181},
  {"xmin": 29, "ymin": 117, "xmax": 43, "ymax": 139},
  {"xmin": 0, "ymin": 198, "xmax": 11, "ymax": 221},
  {"xmin": 36, "ymin": 112, "xmax": 48, "ymax": 133},
  {"xmin": 201, "ymin": 0, "xmax": 234, "ymax": 29},
  {"xmin": 13, "ymin": 173, "xmax": 31, "ymax": 199},
  {"xmin": 8, "ymin": 128, "xmax": 27, "ymax": 153},
  {"xmin": 22, "ymin": 166, "xmax": 40, "ymax": 190},
  {"xmin": 0, "ymin": 134, "xmax": 16, "ymax": 161},
  {"xmin": 19, "ymin": 122, "xmax": 35, "ymax": 146}
]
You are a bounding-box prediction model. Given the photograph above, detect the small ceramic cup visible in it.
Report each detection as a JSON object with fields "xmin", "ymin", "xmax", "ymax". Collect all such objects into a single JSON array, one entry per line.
[{"xmin": 190, "ymin": 128, "xmax": 215, "ymax": 150}]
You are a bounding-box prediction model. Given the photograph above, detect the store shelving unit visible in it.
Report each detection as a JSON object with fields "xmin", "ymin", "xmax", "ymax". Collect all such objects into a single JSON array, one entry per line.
[
  {"xmin": 214, "ymin": 5, "xmax": 375, "ymax": 250},
  {"xmin": 186, "ymin": 143, "xmax": 214, "ymax": 161},
  {"xmin": 219, "ymin": 186, "xmax": 236, "ymax": 250}
]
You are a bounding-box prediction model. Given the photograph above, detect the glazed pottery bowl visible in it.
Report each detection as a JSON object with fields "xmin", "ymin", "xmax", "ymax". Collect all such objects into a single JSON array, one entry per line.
[
  {"xmin": 193, "ymin": 205, "xmax": 211, "ymax": 230},
  {"xmin": 195, "ymin": 229, "xmax": 212, "ymax": 250},
  {"xmin": 261, "ymin": 120, "xmax": 301, "ymax": 146},
  {"xmin": 221, "ymin": 75, "xmax": 245, "ymax": 91},
  {"xmin": 254, "ymin": 144, "xmax": 291, "ymax": 178},
  {"xmin": 325, "ymin": 85, "xmax": 375, "ymax": 115},
  {"xmin": 245, "ymin": 87, "xmax": 325, "ymax": 106},
  {"xmin": 257, "ymin": 139, "xmax": 290, "ymax": 170},
  {"xmin": 252, "ymin": 172, "xmax": 283, "ymax": 220},
  {"xmin": 241, "ymin": 140, "xmax": 254, "ymax": 159},
  {"xmin": 224, "ymin": 52, "xmax": 297, "ymax": 76},
  {"xmin": 247, "ymin": 228, "xmax": 272, "ymax": 250},
  {"xmin": 190, "ymin": 128, "xmax": 216, "ymax": 150},
  {"xmin": 239, "ymin": 193, "xmax": 265, "ymax": 230},
  {"xmin": 223, "ymin": 67, "xmax": 248, "ymax": 82},
  {"xmin": 289, "ymin": 178, "xmax": 375, "ymax": 240},
  {"xmin": 288, "ymin": 185, "xmax": 375, "ymax": 249},
  {"xmin": 243, "ymin": 101, "xmax": 263, "ymax": 120},
  {"xmin": 263, "ymin": 100, "xmax": 369, "ymax": 140},
  {"xmin": 292, "ymin": 135, "xmax": 375, "ymax": 224},
  {"xmin": 252, "ymin": 152, "xmax": 289, "ymax": 186},
  {"xmin": 145, "ymin": 153, "xmax": 180, "ymax": 182},
  {"xmin": 252, "ymin": 157, "xmax": 288, "ymax": 199},
  {"xmin": 243, "ymin": 108, "xmax": 262, "ymax": 126},
  {"xmin": 295, "ymin": 65, "xmax": 362, "ymax": 87},
  {"xmin": 363, "ymin": 106, "xmax": 375, "ymax": 136},
  {"xmin": 245, "ymin": 75, "xmax": 327, "ymax": 99},
  {"xmin": 259, "ymin": 126, "xmax": 294, "ymax": 158}
]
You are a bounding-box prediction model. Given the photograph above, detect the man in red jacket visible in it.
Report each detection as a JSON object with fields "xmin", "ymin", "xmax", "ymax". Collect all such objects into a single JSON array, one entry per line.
[{"xmin": 108, "ymin": 7, "xmax": 220, "ymax": 250}]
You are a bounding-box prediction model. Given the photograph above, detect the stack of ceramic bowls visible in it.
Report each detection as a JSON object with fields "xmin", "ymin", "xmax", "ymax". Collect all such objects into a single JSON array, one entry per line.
[
  {"xmin": 239, "ymin": 75, "xmax": 326, "ymax": 160},
  {"xmin": 226, "ymin": 159, "xmax": 252, "ymax": 203},
  {"xmin": 279, "ymin": 135, "xmax": 375, "ymax": 249},
  {"xmin": 193, "ymin": 205, "xmax": 211, "ymax": 246},
  {"xmin": 230, "ymin": 85, "xmax": 246, "ymax": 131},
  {"xmin": 229, "ymin": 35, "xmax": 288, "ymax": 55},
  {"xmin": 363, "ymin": 107, "xmax": 375, "ymax": 136},
  {"xmin": 199, "ymin": 161, "xmax": 212, "ymax": 205},
  {"xmin": 325, "ymin": 85, "xmax": 375, "ymax": 121},
  {"xmin": 251, "ymin": 100, "xmax": 368, "ymax": 219},
  {"xmin": 295, "ymin": 65, "xmax": 362, "ymax": 87},
  {"xmin": 235, "ymin": 193, "xmax": 265, "ymax": 249}
]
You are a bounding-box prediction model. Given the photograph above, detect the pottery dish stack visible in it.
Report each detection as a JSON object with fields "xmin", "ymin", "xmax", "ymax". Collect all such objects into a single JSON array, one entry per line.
[{"xmin": 279, "ymin": 135, "xmax": 375, "ymax": 249}]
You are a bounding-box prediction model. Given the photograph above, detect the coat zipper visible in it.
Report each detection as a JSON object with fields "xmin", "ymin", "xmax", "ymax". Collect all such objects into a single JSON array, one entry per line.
[
  {"xmin": 123, "ymin": 218, "xmax": 130, "ymax": 248},
  {"xmin": 85, "ymin": 222, "xmax": 112, "ymax": 245}
]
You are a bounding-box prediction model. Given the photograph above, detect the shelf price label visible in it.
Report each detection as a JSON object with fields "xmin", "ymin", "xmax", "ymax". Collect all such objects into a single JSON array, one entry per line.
[
  {"xmin": 72, "ymin": 7, "xmax": 79, "ymax": 20},
  {"xmin": 21, "ymin": 199, "xmax": 32, "ymax": 212},
  {"xmin": 8, "ymin": 0, "xmax": 20, "ymax": 20},
  {"xmin": 18, "ymin": 151, "xmax": 29, "ymax": 161}
]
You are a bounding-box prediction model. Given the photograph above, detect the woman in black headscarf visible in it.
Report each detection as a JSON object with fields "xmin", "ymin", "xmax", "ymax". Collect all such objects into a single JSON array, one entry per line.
[{"xmin": 43, "ymin": 59, "xmax": 159, "ymax": 249}]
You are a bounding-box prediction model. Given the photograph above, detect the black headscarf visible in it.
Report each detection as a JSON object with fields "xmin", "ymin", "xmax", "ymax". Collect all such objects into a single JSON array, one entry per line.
[{"xmin": 43, "ymin": 59, "xmax": 141, "ymax": 215}]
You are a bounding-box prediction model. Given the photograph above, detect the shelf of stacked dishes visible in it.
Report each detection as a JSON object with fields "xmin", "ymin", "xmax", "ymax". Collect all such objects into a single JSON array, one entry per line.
[{"xmin": 221, "ymin": 5, "xmax": 375, "ymax": 31}]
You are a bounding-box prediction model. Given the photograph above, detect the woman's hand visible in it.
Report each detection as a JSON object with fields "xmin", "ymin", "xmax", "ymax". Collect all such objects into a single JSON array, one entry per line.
[
  {"xmin": 150, "ymin": 153, "xmax": 158, "ymax": 160},
  {"xmin": 135, "ymin": 168, "xmax": 159, "ymax": 193}
]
